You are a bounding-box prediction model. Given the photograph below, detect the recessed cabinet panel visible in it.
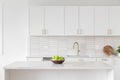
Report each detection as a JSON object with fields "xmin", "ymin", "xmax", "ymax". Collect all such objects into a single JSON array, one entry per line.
[
  {"xmin": 95, "ymin": 6, "xmax": 109, "ymax": 35},
  {"xmin": 45, "ymin": 6, "xmax": 64, "ymax": 35},
  {"xmin": 30, "ymin": 6, "xmax": 44, "ymax": 35},
  {"xmin": 79, "ymin": 6, "xmax": 94, "ymax": 35},
  {"xmin": 65, "ymin": 6, "xmax": 78, "ymax": 35},
  {"xmin": 110, "ymin": 6, "xmax": 120, "ymax": 36}
]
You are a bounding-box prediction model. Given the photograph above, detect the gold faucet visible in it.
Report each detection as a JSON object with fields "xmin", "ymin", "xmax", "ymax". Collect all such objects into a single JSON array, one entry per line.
[{"xmin": 73, "ymin": 42, "xmax": 80, "ymax": 56}]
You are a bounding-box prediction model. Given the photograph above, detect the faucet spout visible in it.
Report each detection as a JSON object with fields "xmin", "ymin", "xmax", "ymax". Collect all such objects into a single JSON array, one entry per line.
[{"xmin": 73, "ymin": 42, "xmax": 80, "ymax": 56}]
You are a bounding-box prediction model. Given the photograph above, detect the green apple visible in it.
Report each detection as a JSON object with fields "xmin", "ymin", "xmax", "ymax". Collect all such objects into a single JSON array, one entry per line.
[
  {"xmin": 52, "ymin": 55, "xmax": 64, "ymax": 61},
  {"xmin": 60, "ymin": 57, "xmax": 64, "ymax": 60},
  {"xmin": 52, "ymin": 58, "xmax": 55, "ymax": 60}
]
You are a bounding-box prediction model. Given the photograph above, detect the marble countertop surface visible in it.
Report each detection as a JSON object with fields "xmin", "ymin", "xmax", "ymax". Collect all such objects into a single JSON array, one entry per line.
[{"xmin": 4, "ymin": 61, "xmax": 113, "ymax": 70}]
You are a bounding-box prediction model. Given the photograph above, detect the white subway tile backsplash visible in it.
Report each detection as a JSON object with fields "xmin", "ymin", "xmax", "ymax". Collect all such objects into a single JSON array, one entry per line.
[
  {"xmin": 104, "ymin": 37, "xmax": 115, "ymax": 46},
  {"xmin": 30, "ymin": 36, "xmax": 120, "ymax": 57},
  {"xmin": 94, "ymin": 37, "xmax": 105, "ymax": 57}
]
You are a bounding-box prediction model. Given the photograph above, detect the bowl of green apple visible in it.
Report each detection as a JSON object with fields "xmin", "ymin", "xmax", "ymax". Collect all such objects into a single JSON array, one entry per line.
[{"xmin": 51, "ymin": 55, "xmax": 65, "ymax": 64}]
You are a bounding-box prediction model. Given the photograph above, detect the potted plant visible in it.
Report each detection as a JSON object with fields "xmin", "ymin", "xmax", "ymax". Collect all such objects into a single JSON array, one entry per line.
[{"xmin": 117, "ymin": 46, "xmax": 120, "ymax": 56}]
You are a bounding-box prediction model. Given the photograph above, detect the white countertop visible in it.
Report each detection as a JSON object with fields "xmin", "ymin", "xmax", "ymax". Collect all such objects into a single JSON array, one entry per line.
[{"xmin": 4, "ymin": 61, "xmax": 113, "ymax": 70}]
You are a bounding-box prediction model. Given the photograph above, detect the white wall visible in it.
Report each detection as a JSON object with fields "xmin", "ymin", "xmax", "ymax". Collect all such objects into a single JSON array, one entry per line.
[{"xmin": 0, "ymin": 0, "xmax": 28, "ymax": 80}]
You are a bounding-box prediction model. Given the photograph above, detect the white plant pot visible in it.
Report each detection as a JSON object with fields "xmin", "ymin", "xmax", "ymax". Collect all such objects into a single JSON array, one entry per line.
[{"xmin": 117, "ymin": 53, "xmax": 120, "ymax": 56}]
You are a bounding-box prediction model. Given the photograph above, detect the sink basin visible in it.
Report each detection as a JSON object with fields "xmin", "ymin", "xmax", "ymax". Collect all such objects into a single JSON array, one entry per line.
[
  {"xmin": 66, "ymin": 55, "xmax": 89, "ymax": 58},
  {"xmin": 65, "ymin": 55, "xmax": 97, "ymax": 62},
  {"xmin": 64, "ymin": 61, "xmax": 111, "ymax": 68}
]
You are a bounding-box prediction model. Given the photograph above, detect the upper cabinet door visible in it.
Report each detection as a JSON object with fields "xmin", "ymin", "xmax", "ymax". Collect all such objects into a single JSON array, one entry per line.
[
  {"xmin": 64, "ymin": 6, "xmax": 78, "ymax": 35},
  {"xmin": 94, "ymin": 6, "xmax": 109, "ymax": 35},
  {"xmin": 110, "ymin": 6, "xmax": 120, "ymax": 36},
  {"xmin": 45, "ymin": 6, "xmax": 64, "ymax": 35},
  {"xmin": 79, "ymin": 6, "xmax": 94, "ymax": 35},
  {"xmin": 29, "ymin": 6, "xmax": 44, "ymax": 35}
]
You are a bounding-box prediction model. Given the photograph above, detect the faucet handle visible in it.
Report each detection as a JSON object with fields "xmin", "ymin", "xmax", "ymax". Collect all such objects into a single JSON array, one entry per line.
[{"xmin": 73, "ymin": 42, "xmax": 80, "ymax": 56}]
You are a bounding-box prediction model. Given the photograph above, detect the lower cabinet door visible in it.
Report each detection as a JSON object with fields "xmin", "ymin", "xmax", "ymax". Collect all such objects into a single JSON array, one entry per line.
[{"xmin": 114, "ymin": 66, "xmax": 120, "ymax": 80}]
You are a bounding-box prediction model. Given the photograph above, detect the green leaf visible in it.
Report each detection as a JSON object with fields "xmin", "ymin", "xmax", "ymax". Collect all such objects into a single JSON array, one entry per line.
[
  {"xmin": 118, "ymin": 46, "xmax": 120, "ymax": 49},
  {"xmin": 117, "ymin": 49, "xmax": 120, "ymax": 53}
]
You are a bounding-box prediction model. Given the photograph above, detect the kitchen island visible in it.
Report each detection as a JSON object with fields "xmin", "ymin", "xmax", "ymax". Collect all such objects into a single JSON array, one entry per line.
[{"xmin": 4, "ymin": 61, "xmax": 113, "ymax": 80}]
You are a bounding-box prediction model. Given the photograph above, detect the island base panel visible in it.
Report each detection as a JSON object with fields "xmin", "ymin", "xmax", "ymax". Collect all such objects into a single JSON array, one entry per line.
[{"xmin": 5, "ymin": 69, "xmax": 113, "ymax": 80}]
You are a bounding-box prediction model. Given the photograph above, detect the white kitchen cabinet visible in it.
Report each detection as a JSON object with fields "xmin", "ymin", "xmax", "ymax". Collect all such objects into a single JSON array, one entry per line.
[
  {"xmin": 79, "ymin": 6, "xmax": 94, "ymax": 35},
  {"xmin": 45, "ymin": 6, "xmax": 64, "ymax": 35},
  {"xmin": 29, "ymin": 6, "xmax": 64, "ymax": 36},
  {"xmin": 29, "ymin": 6, "xmax": 94, "ymax": 36},
  {"xmin": 114, "ymin": 65, "xmax": 120, "ymax": 80},
  {"xmin": 64, "ymin": 6, "xmax": 78, "ymax": 35},
  {"xmin": 0, "ymin": 2, "xmax": 2, "ymax": 55},
  {"xmin": 109, "ymin": 6, "xmax": 120, "ymax": 36},
  {"xmin": 29, "ymin": 6, "xmax": 44, "ymax": 35},
  {"xmin": 94, "ymin": 6, "xmax": 109, "ymax": 35},
  {"xmin": 65, "ymin": 6, "xmax": 94, "ymax": 36},
  {"xmin": 94, "ymin": 6, "xmax": 120, "ymax": 36},
  {"xmin": 29, "ymin": 6, "xmax": 120, "ymax": 36},
  {"xmin": 114, "ymin": 58, "xmax": 120, "ymax": 80}
]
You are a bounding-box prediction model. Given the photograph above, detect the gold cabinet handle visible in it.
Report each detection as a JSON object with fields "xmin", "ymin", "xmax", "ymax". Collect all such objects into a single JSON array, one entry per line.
[
  {"xmin": 107, "ymin": 29, "xmax": 112, "ymax": 35},
  {"xmin": 42, "ymin": 29, "xmax": 47, "ymax": 35},
  {"xmin": 80, "ymin": 29, "xmax": 82, "ymax": 34}
]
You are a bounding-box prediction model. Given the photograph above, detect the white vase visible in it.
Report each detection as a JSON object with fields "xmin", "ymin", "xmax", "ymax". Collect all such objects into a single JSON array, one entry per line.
[{"xmin": 117, "ymin": 53, "xmax": 120, "ymax": 56}]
